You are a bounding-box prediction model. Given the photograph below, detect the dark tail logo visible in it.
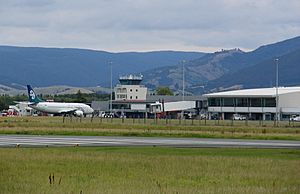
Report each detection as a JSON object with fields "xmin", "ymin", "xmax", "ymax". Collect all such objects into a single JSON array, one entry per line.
[{"xmin": 27, "ymin": 85, "xmax": 43, "ymax": 103}]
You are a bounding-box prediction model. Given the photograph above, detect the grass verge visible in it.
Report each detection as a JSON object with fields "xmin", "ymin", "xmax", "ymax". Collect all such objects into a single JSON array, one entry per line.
[
  {"xmin": 0, "ymin": 147, "xmax": 299, "ymax": 194},
  {"xmin": 1, "ymin": 117, "xmax": 300, "ymax": 140}
]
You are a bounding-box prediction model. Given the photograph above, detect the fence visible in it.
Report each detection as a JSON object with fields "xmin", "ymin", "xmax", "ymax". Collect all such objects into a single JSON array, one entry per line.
[{"xmin": 72, "ymin": 116, "xmax": 300, "ymax": 128}]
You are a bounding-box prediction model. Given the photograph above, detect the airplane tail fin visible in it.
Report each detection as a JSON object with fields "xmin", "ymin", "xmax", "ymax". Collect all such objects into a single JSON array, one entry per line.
[{"xmin": 27, "ymin": 85, "xmax": 43, "ymax": 103}]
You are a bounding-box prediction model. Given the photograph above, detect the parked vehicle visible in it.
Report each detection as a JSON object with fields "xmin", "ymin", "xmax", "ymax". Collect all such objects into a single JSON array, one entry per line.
[
  {"xmin": 290, "ymin": 115, "xmax": 300, "ymax": 122},
  {"xmin": 211, "ymin": 113, "xmax": 219, "ymax": 120},
  {"xmin": 184, "ymin": 112, "xmax": 197, "ymax": 119},
  {"xmin": 200, "ymin": 113, "xmax": 207, "ymax": 119},
  {"xmin": 119, "ymin": 113, "xmax": 126, "ymax": 119},
  {"xmin": 98, "ymin": 111, "xmax": 113, "ymax": 118},
  {"xmin": 1, "ymin": 112, "xmax": 8, "ymax": 117},
  {"xmin": 99, "ymin": 111, "xmax": 106, "ymax": 118},
  {"xmin": 233, "ymin": 114, "xmax": 247, "ymax": 120}
]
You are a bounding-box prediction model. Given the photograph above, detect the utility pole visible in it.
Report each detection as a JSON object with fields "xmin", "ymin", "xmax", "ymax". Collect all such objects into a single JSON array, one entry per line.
[
  {"xmin": 275, "ymin": 58, "xmax": 279, "ymax": 126},
  {"xmin": 110, "ymin": 61, "xmax": 113, "ymax": 114},
  {"xmin": 181, "ymin": 60, "xmax": 185, "ymax": 120},
  {"xmin": 182, "ymin": 60, "xmax": 185, "ymax": 101}
]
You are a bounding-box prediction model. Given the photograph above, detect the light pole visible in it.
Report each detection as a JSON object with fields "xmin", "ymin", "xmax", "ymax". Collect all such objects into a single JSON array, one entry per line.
[
  {"xmin": 182, "ymin": 60, "xmax": 185, "ymax": 101},
  {"xmin": 181, "ymin": 60, "xmax": 186, "ymax": 120},
  {"xmin": 109, "ymin": 61, "xmax": 113, "ymax": 115},
  {"xmin": 275, "ymin": 58, "xmax": 279, "ymax": 125}
]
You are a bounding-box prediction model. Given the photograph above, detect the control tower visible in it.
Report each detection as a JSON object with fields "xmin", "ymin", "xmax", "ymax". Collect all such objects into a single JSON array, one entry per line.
[
  {"xmin": 114, "ymin": 74, "xmax": 147, "ymax": 101},
  {"xmin": 119, "ymin": 74, "xmax": 143, "ymax": 85}
]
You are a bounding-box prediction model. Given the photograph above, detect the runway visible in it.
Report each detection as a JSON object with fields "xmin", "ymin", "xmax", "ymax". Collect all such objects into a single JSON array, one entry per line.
[{"xmin": 0, "ymin": 135, "xmax": 299, "ymax": 148}]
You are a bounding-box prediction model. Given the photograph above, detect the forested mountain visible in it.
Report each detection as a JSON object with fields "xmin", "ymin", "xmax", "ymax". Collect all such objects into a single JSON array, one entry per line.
[
  {"xmin": 1, "ymin": 36, "xmax": 300, "ymax": 95},
  {"xmin": 142, "ymin": 36, "xmax": 300, "ymax": 94},
  {"xmin": 0, "ymin": 46, "xmax": 204, "ymax": 88},
  {"xmin": 206, "ymin": 48, "xmax": 300, "ymax": 91}
]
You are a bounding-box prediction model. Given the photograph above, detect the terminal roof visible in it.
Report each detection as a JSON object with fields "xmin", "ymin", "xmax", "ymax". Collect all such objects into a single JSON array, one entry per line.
[{"xmin": 204, "ymin": 87, "xmax": 300, "ymax": 97}]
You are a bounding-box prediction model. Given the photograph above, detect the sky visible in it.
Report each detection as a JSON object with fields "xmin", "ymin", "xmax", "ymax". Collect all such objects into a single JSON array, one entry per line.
[{"xmin": 0, "ymin": 0, "xmax": 299, "ymax": 52}]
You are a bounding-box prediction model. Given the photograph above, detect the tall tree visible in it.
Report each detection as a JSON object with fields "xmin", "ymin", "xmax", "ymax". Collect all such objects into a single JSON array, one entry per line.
[
  {"xmin": 76, "ymin": 90, "xmax": 86, "ymax": 103},
  {"xmin": 156, "ymin": 87, "xmax": 174, "ymax": 96}
]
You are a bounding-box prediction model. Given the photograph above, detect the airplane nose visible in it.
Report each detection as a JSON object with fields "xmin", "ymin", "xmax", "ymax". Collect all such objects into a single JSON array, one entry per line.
[{"xmin": 90, "ymin": 108, "xmax": 95, "ymax": 114}]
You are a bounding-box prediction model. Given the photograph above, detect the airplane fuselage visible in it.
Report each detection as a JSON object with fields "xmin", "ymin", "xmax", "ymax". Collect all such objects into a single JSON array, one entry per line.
[{"xmin": 29, "ymin": 102, "xmax": 94, "ymax": 115}]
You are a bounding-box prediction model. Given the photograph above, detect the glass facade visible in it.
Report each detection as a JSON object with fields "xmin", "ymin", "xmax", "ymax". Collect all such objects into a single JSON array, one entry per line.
[
  {"xmin": 119, "ymin": 80, "xmax": 142, "ymax": 85},
  {"xmin": 264, "ymin": 98, "xmax": 276, "ymax": 107},
  {"xmin": 116, "ymin": 94, "xmax": 127, "ymax": 99},
  {"xmin": 116, "ymin": 88, "xmax": 127, "ymax": 93},
  {"xmin": 250, "ymin": 98, "xmax": 262, "ymax": 107},
  {"xmin": 236, "ymin": 98, "xmax": 248, "ymax": 107},
  {"xmin": 208, "ymin": 98, "xmax": 221, "ymax": 106},
  {"xmin": 208, "ymin": 97, "xmax": 276, "ymax": 107},
  {"xmin": 223, "ymin": 98, "xmax": 234, "ymax": 107}
]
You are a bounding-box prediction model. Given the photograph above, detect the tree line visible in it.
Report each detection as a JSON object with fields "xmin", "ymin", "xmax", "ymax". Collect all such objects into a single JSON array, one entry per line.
[
  {"xmin": 0, "ymin": 91, "xmax": 110, "ymax": 111},
  {"xmin": 1, "ymin": 86, "xmax": 174, "ymax": 111}
]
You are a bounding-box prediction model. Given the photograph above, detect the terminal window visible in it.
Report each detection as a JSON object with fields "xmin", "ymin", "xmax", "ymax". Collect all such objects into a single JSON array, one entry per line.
[
  {"xmin": 223, "ymin": 98, "xmax": 235, "ymax": 107},
  {"xmin": 209, "ymin": 97, "xmax": 275, "ymax": 107},
  {"xmin": 264, "ymin": 98, "xmax": 276, "ymax": 107},
  {"xmin": 250, "ymin": 98, "xmax": 262, "ymax": 107},
  {"xmin": 236, "ymin": 98, "xmax": 248, "ymax": 107},
  {"xmin": 208, "ymin": 98, "xmax": 221, "ymax": 106}
]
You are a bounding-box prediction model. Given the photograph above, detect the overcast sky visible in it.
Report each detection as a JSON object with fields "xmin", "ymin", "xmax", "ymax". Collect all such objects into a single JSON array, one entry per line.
[{"xmin": 0, "ymin": 0, "xmax": 299, "ymax": 52}]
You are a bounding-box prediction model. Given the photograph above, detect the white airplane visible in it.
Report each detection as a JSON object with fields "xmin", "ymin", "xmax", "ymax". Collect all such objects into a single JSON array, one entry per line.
[{"xmin": 27, "ymin": 85, "xmax": 94, "ymax": 117}]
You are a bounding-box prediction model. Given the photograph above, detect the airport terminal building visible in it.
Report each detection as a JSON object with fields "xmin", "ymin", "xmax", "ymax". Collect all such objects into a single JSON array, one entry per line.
[
  {"xmin": 204, "ymin": 87, "xmax": 300, "ymax": 120},
  {"xmin": 92, "ymin": 74, "xmax": 205, "ymax": 118}
]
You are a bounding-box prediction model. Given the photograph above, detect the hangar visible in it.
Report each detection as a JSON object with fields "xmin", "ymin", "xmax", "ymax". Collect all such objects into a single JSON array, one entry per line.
[{"xmin": 204, "ymin": 87, "xmax": 300, "ymax": 120}]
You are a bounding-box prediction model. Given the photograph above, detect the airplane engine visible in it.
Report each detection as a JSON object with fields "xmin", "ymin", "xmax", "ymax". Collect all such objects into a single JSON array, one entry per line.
[{"xmin": 74, "ymin": 110, "xmax": 84, "ymax": 117}]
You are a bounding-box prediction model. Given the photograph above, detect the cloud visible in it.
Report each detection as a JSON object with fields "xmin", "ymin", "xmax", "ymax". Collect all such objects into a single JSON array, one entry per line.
[{"xmin": 0, "ymin": 0, "xmax": 299, "ymax": 52}]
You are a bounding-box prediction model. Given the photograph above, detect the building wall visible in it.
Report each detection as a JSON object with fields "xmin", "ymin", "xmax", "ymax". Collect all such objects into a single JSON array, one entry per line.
[
  {"xmin": 206, "ymin": 90, "xmax": 300, "ymax": 119},
  {"xmin": 207, "ymin": 106, "xmax": 276, "ymax": 113},
  {"xmin": 115, "ymin": 85, "xmax": 147, "ymax": 101},
  {"xmin": 150, "ymin": 101, "xmax": 196, "ymax": 113},
  {"xmin": 91, "ymin": 101, "xmax": 109, "ymax": 111},
  {"xmin": 9, "ymin": 103, "xmax": 34, "ymax": 116},
  {"xmin": 279, "ymin": 91, "xmax": 300, "ymax": 110}
]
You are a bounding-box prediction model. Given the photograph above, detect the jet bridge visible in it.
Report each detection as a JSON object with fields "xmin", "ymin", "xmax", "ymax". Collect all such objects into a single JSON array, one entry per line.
[{"xmin": 150, "ymin": 101, "xmax": 196, "ymax": 113}]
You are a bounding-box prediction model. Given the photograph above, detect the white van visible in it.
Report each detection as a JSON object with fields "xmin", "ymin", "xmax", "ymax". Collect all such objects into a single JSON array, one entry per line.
[
  {"xmin": 290, "ymin": 115, "xmax": 300, "ymax": 122},
  {"xmin": 233, "ymin": 114, "xmax": 247, "ymax": 120}
]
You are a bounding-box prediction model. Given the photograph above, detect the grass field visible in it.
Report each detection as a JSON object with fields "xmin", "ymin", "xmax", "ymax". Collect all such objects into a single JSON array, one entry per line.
[
  {"xmin": 0, "ymin": 147, "xmax": 299, "ymax": 194},
  {"xmin": 1, "ymin": 117, "xmax": 300, "ymax": 140}
]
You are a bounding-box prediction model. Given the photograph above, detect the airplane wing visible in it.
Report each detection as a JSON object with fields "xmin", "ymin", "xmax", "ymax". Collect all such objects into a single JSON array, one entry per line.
[
  {"xmin": 58, "ymin": 108, "xmax": 78, "ymax": 114},
  {"xmin": 14, "ymin": 101, "xmax": 38, "ymax": 106},
  {"xmin": 14, "ymin": 101, "xmax": 31, "ymax": 104}
]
